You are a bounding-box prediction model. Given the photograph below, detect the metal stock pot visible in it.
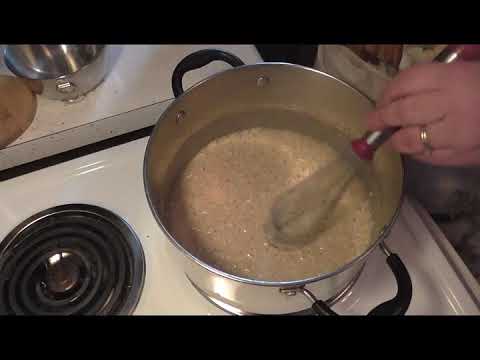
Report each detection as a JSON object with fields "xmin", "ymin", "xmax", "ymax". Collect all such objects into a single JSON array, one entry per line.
[
  {"xmin": 143, "ymin": 49, "xmax": 412, "ymax": 315},
  {"xmin": 3, "ymin": 45, "xmax": 109, "ymax": 102}
]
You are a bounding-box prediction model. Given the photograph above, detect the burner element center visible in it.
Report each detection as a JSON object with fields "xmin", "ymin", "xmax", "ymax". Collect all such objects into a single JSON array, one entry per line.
[{"xmin": 45, "ymin": 252, "xmax": 81, "ymax": 294}]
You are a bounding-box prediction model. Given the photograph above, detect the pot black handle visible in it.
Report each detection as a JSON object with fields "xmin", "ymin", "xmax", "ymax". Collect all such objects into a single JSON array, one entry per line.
[
  {"xmin": 308, "ymin": 248, "xmax": 412, "ymax": 316},
  {"xmin": 171, "ymin": 49, "xmax": 245, "ymax": 98},
  {"xmin": 367, "ymin": 253, "xmax": 412, "ymax": 316},
  {"xmin": 311, "ymin": 300, "xmax": 339, "ymax": 316}
]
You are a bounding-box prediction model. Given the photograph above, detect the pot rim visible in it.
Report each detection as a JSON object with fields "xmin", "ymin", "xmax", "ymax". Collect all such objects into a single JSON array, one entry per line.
[{"xmin": 143, "ymin": 61, "xmax": 405, "ymax": 288}]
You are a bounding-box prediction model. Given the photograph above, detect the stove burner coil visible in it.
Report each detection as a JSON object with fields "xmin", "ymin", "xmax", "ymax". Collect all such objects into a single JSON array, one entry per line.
[{"xmin": 0, "ymin": 205, "xmax": 145, "ymax": 315}]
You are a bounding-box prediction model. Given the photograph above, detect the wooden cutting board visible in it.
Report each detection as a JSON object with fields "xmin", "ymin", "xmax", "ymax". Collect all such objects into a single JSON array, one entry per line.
[{"xmin": 0, "ymin": 75, "xmax": 38, "ymax": 149}]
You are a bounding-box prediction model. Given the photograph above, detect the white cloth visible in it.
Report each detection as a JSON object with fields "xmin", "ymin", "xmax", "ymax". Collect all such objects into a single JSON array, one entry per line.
[
  {"xmin": 313, "ymin": 45, "xmax": 446, "ymax": 102},
  {"xmin": 314, "ymin": 45, "xmax": 394, "ymax": 102}
]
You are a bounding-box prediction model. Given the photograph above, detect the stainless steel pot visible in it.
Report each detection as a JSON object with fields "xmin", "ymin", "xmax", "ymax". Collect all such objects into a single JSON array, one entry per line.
[
  {"xmin": 3, "ymin": 45, "xmax": 110, "ymax": 102},
  {"xmin": 144, "ymin": 49, "xmax": 411, "ymax": 315}
]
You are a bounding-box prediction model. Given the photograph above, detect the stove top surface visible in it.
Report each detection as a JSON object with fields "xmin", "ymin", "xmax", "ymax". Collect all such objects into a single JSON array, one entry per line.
[{"xmin": 0, "ymin": 136, "xmax": 479, "ymax": 315}]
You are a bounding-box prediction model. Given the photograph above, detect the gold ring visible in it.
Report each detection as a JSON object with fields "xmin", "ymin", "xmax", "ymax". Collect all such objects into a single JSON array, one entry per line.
[{"xmin": 420, "ymin": 126, "xmax": 434, "ymax": 153}]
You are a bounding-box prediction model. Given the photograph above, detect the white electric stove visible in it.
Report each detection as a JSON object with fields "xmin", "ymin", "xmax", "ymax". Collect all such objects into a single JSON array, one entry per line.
[{"xmin": 0, "ymin": 134, "xmax": 479, "ymax": 315}]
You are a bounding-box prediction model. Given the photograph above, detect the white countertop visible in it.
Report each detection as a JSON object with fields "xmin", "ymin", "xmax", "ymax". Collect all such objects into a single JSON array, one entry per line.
[{"xmin": 0, "ymin": 45, "xmax": 263, "ymax": 170}]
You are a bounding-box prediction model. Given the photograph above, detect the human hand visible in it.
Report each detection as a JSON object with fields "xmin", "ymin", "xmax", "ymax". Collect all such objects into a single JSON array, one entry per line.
[{"xmin": 366, "ymin": 61, "xmax": 480, "ymax": 166}]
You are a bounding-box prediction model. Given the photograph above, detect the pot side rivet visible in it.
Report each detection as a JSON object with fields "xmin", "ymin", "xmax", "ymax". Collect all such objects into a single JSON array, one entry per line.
[
  {"xmin": 176, "ymin": 110, "xmax": 186, "ymax": 124},
  {"xmin": 280, "ymin": 289, "xmax": 297, "ymax": 296},
  {"xmin": 257, "ymin": 76, "xmax": 270, "ymax": 87}
]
